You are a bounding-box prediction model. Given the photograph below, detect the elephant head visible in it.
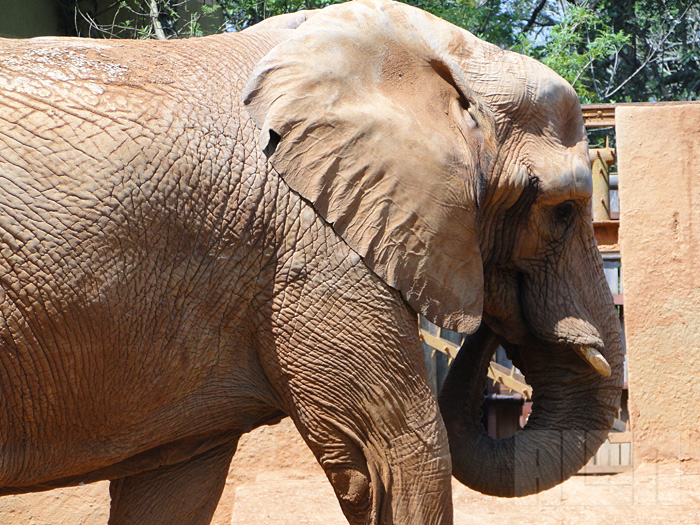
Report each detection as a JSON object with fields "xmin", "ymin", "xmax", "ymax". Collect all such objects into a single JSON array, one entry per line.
[{"xmin": 243, "ymin": 0, "xmax": 623, "ymax": 497}]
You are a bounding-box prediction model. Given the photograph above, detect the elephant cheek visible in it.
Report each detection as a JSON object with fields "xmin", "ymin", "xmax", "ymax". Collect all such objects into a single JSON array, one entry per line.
[
  {"xmin": 482, "ymin": 270, "xmax": 530, "ymax": 343},
  {"xmin": 519, "ymin": 243, "xmax": 609, "ymax": 350}
]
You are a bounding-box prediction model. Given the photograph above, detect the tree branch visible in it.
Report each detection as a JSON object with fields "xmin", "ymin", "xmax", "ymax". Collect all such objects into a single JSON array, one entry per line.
[
  {"xmin": 149, "ymin": 0, "xmax": 167, "ymax": 40},
  {"xmin": 605, "ymin": 2, "xmax": 695, "ymax": 98},
  {"xmin": 523, "ymin": 0, "xmax": 548, "ymax": 33}
]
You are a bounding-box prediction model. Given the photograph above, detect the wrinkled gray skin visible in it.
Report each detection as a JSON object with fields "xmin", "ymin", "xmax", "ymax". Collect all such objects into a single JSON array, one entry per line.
[{"xmin": 0, "ymin": 2, "xmax": 622, "ymax": 524}]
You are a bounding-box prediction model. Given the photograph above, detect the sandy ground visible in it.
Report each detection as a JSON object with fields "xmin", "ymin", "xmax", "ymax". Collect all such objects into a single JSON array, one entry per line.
[{"xmin": 2, "ymin": 418, "xmax": 700, "ymax": 524}]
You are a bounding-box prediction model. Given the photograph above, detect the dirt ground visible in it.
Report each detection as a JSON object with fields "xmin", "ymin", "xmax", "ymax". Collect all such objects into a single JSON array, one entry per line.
[{"xmin": 2, "ymin": 417, "xmax": 700, "ymax": 524}]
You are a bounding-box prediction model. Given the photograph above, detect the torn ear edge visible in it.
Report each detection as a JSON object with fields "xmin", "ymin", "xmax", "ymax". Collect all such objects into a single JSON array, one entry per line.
[{"xmin": 263, "ymin": 129, "xmax": 281, "ymax": 157}]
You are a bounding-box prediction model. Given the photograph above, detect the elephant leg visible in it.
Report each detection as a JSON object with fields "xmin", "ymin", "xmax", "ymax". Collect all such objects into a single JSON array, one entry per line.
[
  {"xmin": 289, "ymin": 415, "xmax": 376, "ymax": 523},
  {"xmin": 108, "ymin": 441, "xmax": 238, "ymax": 525},
  {"xmin": 286, "ymin": 383, "xmax": 452, "ymax": 525}
]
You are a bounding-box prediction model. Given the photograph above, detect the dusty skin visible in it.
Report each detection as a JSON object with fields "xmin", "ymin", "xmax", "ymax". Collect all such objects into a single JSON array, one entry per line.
[
  {"xmin": 0, "ymin": 0, "xmax": 622, "ymax": 521},
  {"xmin": 2, "ymin": 418, "xmax": 700, "ymax": 524}
]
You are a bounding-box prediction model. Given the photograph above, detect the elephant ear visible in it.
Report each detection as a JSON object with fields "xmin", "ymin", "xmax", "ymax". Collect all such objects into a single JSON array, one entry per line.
[
  {"xmin": 241, "ymin": 9, "xmax": 317, "ymax": 32},
  {"xmin": 243, "ymin": 0, "xmax": 494, "ymax": 333}
]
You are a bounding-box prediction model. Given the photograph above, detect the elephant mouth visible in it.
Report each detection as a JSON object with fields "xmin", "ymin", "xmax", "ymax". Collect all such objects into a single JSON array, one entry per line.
[
  {"xmin": 504, "ymin": 336, "xmax": 611, "ymax": 379},
  {"xmin": 510, "ymin": 271, "xmax": 611, "ymax": 379},
  {"xmin": 438, "ymin": 321, "xmax": 622, "ymax": 497}
]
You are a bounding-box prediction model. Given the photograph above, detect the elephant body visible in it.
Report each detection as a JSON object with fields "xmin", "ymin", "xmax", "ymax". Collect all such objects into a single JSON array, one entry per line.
[
  {"xmin": 0, "ymin": 31, "xmax": 281, "ymax": 482},
  {"xmin": 0, "ymin": 26, "xmax": 451, "ymax": 523},
  {"xmin": 0, "ymin": 1, "xmax": 623, "ymax": 523}
]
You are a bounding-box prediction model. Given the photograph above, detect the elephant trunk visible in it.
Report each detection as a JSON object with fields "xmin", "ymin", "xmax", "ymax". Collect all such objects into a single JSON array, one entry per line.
[{"xmin": 439, "ymin": 303, "xmax": 623, "ymax": 497}]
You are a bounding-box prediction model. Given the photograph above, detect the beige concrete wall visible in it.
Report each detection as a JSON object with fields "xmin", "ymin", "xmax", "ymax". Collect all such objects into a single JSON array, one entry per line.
[{"xmin": 617, "ymin": 103, "xmax": 700, "ymax": 463}]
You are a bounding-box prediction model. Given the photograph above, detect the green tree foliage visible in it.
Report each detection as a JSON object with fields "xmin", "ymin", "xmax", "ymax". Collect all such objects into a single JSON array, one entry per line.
[
  {"xmin": 593, "ymin": 0, "xmax": 700, "ymax": 101},
  {"xmin": 514, "ymin": 4, "xmax": 630, "ymax": 102},
  {"xmin": 59, "ymin": 0, "xmax": 699, "ymax": 102},
  {"xmin": 420, "ymin": 0, "xmax": 697, "ymax": 102}
]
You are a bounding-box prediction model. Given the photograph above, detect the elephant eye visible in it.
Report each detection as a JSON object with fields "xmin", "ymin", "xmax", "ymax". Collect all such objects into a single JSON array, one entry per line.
[
  {"xmin": 554, "ymin": 201, "xmax": 575, "ymax": 223},
  {"xmin": 550, "ymin": 201, "xmax": 576, "ymax": 239}
]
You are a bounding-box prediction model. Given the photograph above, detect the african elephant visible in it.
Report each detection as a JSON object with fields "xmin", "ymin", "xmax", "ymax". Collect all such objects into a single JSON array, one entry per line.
[{"xmin": 0, "ymin": 0, "xmax": 622, "ymax": 523}]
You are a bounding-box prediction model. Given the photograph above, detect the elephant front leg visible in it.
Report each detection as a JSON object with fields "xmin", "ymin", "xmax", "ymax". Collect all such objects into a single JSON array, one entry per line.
[
  {"xmin": 261, "ymin": 315, "xmax": 453, "ymax": 524},
  {"xmin": 260, "ymin": 225, "xmax": 454, "ymax": 522},
  {"xmin": 287, "ymin": 382, "xmax": 453, "ymax": 525}
]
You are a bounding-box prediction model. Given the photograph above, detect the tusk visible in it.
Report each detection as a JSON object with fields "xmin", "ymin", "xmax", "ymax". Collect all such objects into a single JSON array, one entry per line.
[{"xmin": 575, "ymin": 346, "xmax": 612, "ymax": 377}]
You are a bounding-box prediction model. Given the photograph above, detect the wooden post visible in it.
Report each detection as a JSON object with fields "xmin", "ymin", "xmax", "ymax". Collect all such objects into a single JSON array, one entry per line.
[{"xmin": 589, "ymin": 140, "xmax": 616, "ymax": 221}]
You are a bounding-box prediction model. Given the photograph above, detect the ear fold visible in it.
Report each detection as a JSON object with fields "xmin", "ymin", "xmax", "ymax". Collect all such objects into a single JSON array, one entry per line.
[{"xmin": 243, "ymin": 0, "xmax": 494, "ymax": 333}]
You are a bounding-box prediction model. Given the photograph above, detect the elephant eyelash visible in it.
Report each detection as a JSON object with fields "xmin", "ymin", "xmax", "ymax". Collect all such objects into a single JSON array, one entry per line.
[{"xmin": 526, "ymin": 173, "xmax": 542, "ymax": 201}]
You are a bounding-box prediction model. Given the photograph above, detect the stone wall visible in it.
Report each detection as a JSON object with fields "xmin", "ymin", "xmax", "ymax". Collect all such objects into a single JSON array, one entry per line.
[{"xmin": 617, "ymin": 103, "xmax": 700, "ymax": 463}]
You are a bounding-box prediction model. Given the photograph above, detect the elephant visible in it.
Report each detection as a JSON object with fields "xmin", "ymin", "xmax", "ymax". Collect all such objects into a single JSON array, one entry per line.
[{"xmin": 0, "ymin": 0, "xmax": 623, "ymax": 523}]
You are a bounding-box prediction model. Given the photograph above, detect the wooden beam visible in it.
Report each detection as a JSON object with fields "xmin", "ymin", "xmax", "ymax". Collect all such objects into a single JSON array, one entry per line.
[
  {"xmin": 594, "ymin": 220, "xmax": 619, "ymax": 250},
  {"xmin": 419, "ymin": 329, "xmax": 533, "ymax": 400},
  {"xmin": 419, "ymin": 330, "xmax": 459, "ymax": 359},
  {"xmin": 582, "ymin": 104, "xmax": 616, "ymax": 127}
]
